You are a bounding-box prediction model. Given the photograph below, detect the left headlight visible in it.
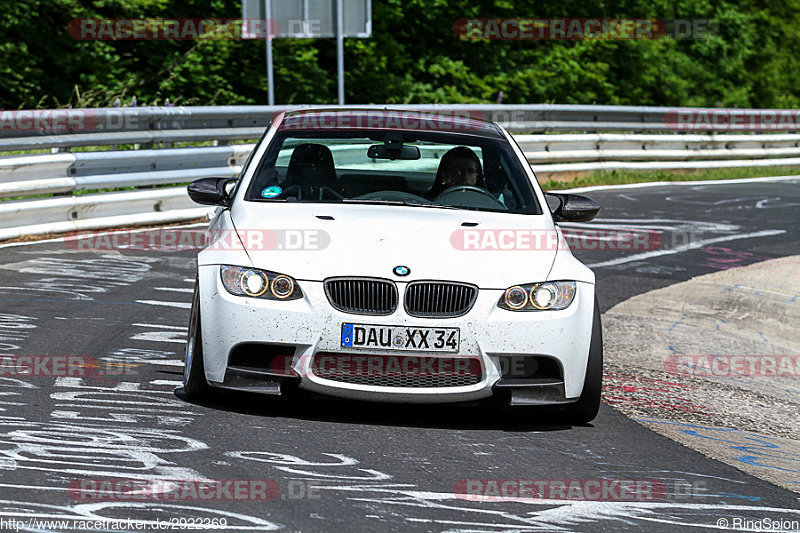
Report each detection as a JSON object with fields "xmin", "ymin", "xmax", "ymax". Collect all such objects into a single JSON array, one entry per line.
[
  {"xmin": 220, "ymin": 265, "xmax": 303, "ymax": 300},
  {"xmin": 498, "ymin": 281, "xmax": 576, "ymax": 311}
]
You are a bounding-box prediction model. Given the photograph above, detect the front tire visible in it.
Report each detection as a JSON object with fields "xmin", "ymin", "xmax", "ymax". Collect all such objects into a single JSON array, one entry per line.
[
  {"xmin": 563, "ymin": 297, "xmax": 603, "ymax": 425},
  {"xmin": 182, "ymin": 280, "xmax": 210, "ymax": 400}
]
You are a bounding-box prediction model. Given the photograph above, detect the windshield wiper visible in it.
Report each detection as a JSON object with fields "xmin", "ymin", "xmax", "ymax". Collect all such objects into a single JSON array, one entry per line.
[
  {"xmin": 405, "ymin": 201, "xmax": 458, "ymax": 210},
  {"xmin": 342, "ymin": 198, "xmax": 460, "ymax": 210},
  {"xmin": 342, "ymin": 199, "xmax": 406, "ymax": 206}
]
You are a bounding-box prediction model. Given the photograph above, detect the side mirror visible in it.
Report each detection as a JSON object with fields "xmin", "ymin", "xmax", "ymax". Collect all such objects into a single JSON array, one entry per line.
[
  {"xmin": 545, "ymin": 193, "xmax": 600, "ymax": 222},
  {"xmin": 187, "ymin": 177, "xmax": 236, "ymax": 207}
]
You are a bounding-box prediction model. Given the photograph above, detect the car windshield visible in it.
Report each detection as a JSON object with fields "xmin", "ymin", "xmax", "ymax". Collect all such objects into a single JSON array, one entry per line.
[{"xmin": 245, "ymin": 131, "xmax": 542, "ymax": 214}]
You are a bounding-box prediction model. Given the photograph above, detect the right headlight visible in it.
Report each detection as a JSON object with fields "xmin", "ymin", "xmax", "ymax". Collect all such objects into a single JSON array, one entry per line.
[
  {"xmin": 220, "ymin": 265, "xmax": 303, "ymax": 300},
  {"xmin": 498, "ymin": 281, "xmax": 576, "ymax": 311}
]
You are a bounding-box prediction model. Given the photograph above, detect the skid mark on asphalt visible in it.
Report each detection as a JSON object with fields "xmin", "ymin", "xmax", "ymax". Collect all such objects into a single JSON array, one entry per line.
[
  {"xmin": 0, "ymin": 314, "xmax": 36, "ymax": 361},
  {"xmin": 130, "ymin": 324, "xmax": 187, "ymax": 344},
  {"xmin": 0, "ymin": 233, "xmax": 284, "ymax": 528},
  {"xmin": 101, "ymin": 348, "xmax": 181, "ymax": 368},
  {"xmin": 224, "ymin": 449, "xmax": 800, "ymax": 531},
  {"xmin": 586, "ymin": 230, "xmax": 786, "ymax": 269},
  {"xmin": 567, "ymin": 214, "xmax": 787, "ymax": 275},
  {"xmin": 0, "ymin": 315, "xmax": 39, "ymax": 414},
  {"xmin": 0, "ymin": 255, "xmax": 159, "ymax": 302},
  {"xmin": 0, "ymin": 373, "xmax": 283, "ymax": 530},
  {"xmin": 227, "ymin": 452, "xmax": 392, "ymax": 481}
]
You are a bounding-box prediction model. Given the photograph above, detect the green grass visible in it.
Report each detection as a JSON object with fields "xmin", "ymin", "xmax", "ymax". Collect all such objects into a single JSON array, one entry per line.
[{"xmin": 539, "ymin": 166, "xmax": 800, "ymax": 190}]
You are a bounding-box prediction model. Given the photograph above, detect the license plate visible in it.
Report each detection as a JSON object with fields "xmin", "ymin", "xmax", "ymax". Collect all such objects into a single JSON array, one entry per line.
[{"xmin": 341, "ymin": 323, "xmax": 460, "ymax": 352}]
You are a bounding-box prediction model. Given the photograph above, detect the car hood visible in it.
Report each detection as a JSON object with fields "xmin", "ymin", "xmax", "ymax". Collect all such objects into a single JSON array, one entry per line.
[{"xmin": 229, "ymin": 203, "xmax": 558, "ymax": 289}]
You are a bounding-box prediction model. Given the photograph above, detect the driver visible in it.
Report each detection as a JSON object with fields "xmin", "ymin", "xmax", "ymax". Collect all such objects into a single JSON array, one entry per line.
[{"xmin": 426, "ymin": 146, "xmax": 485, "ymax": 199}]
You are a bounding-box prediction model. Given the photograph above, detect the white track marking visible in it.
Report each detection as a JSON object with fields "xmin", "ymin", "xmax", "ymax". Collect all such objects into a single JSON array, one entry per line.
[
  {"xmin": 135, "ymin": 300, "xmax": 192, "ymax": 309},
  {"xmin": 155, "ymin": 287, "xmax": 194, "ymax": 293},
  {"xmin": 586, "ymin": 229, "xmax": 786, "ymax": 268},
  {"xmin": 0, "ymin": 223, "xmax": 208, "ymax": 250},
  {"xmin": 131, "ymin": 331, "xmax": 186, "ymax": 343},
  {"xmin": 141, "ymin": 359, "xmax": 184, "ymax": 367},
  {"xmin": 569, "ymin": 218, "xmax": 740, "ymax": 232},
  {"xmin": 131, "ymin": 323, "xmax": 187, "ymax": 343},
  {"xmin": 553, "ymin": 174, "xmax": 800, "ymax": 194}
]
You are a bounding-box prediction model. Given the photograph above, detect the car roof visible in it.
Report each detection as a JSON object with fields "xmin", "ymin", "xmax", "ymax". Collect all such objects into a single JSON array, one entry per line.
[{"xmin": 278, "ymin": 108, "xmax": 504, "ymax": 139}]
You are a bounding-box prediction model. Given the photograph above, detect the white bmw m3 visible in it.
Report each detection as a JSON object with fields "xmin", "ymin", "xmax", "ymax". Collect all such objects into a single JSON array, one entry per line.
[{"xmin": 183, "ymin": 109, "xmax": 603, "ymax": 424}]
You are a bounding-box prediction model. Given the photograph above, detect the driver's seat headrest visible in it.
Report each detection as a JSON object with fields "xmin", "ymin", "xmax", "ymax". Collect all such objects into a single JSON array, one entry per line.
[{"xmin": 285, "ymin": 143, "xmax": 338, "ymax": 193}]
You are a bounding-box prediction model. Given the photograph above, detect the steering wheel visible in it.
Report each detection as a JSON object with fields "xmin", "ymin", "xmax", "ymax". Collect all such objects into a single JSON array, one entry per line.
[{"xmin": 433, "ymin": 186, "xmax": 505, "ymax": 209}]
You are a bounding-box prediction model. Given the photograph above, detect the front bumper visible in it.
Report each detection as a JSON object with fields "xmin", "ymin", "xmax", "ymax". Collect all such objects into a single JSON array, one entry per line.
[{"xmin": 198, "ymin": 265, "xmax": 595, "ymax": 404}]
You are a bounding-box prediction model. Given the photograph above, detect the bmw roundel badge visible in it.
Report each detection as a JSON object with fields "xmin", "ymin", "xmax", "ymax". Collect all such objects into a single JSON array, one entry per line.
[{"xmin": 393, "ymin": 265, "xmax": 410, "ymax": 277}]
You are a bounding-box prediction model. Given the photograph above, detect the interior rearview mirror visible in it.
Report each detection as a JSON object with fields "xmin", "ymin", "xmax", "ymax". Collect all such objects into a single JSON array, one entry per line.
[{"xmin": 367, "ymin": 144, "xmax": 421, "ymax": 160}]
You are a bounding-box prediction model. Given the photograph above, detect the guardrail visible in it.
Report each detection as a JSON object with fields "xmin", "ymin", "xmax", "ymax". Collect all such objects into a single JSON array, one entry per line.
[
  {"xmin": 517, "ymin": 132, "xmax": 800, "ymax": 178},
  {"xmin": 1, "ymin": 104, "xmax": 799, "ymax": 241},
  {"xmin": 0, "ymin": 104, "xmax": 687, "ymax": 148},
  {"xmin": 5, "ymin": 103, "xmax": 797, "ymax": 147}
]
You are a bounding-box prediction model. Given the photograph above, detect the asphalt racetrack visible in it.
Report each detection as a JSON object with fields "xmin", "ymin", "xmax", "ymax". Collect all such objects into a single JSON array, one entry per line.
[{"xmin": 0, "ymin": 177, "xmax": 798, "ymax": 532}]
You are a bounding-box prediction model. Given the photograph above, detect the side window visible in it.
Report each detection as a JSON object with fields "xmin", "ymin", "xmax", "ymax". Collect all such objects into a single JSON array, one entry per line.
[{"xmin": 229, "ymin": 131, "xmax": 269, "ymax": 200}]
